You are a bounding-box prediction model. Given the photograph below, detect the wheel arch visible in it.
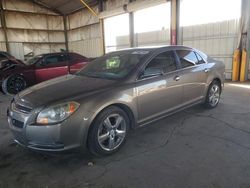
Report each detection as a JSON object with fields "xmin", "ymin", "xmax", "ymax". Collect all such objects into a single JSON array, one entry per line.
[
  {"xmin": 1, "ymin": 73, "xmax": 27, "ymax": 95},
  {"xmin": 84, "ymin": 102, "xmax": 137, "ymax": 153},
  {"xmin": 89, "ymin": 103, "xmax": 137, "ymax": 131},
  {"xmin": 210, "ymin": 77, "xmax": 222, "ymax": 92},
  {"xmin": 3, "ymin": 73, "xmax": 26, "ymax": 81}
]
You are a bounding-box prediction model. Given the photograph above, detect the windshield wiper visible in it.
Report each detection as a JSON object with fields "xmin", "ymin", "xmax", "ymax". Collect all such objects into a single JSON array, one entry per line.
[{"xmin": 82, "ymin": 72, "xmax": 104, "ymax": 79}]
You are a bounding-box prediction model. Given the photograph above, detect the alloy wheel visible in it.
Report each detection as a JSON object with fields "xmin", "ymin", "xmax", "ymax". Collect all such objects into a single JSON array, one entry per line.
[
  {"xmin": 208, "ymin": 84, "xmax": 220, "ymax": 107},
  {"xmin": 97, "ymin": 114, "xmax": 127, "ymax": 151}
]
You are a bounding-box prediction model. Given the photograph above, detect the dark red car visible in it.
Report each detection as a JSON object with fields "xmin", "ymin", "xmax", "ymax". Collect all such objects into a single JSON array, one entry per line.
[{"xmin": 0, "ymin": 52, "xmax": 91, "ymax": 95}]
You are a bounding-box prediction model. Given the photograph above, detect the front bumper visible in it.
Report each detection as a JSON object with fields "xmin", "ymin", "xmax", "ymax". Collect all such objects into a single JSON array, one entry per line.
[{"xmin": 7, "ymin": 101, "xmax": 92, "ymax": 152}]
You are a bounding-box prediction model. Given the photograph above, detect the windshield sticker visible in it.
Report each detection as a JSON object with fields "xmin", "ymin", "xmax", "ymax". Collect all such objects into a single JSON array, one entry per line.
[{"xmin": 132, "ymin": 51, "xmax": 149, "ymax": 55}]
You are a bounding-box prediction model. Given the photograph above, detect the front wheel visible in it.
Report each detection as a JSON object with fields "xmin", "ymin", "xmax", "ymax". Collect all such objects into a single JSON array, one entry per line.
[
  {"xmin": 2, "ymin": 75, "xmax": 27, "ymax": 95},
  {"xmin": 204, "ymin": 80, "xmax": 221, "ymax": 108},
  {"xmin": 87, "ymin": 106, "xmax": 129, "ymax": 156}
]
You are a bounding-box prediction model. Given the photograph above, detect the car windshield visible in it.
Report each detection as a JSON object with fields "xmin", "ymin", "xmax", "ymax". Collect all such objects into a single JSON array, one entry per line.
[
  {"xmin": 26, "ymin": 55, "xmax": 43, "ymax": 65},
  {"xmin": 76, "ymin": 50, "xmax": 149, "ymax": 80}
]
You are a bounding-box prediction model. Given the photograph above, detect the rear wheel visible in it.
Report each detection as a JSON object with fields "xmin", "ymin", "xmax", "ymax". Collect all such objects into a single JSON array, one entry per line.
[
  {"xmin": 2, "ymin": 75, "xmax": 27, "ymax": 95},
  {"xmin": 87, "ymin": 106, "xmax": 129, "ymax": 156},
  {"xmin": 204, "ymin": 80, "xmax": 221, "ymax": 108}
]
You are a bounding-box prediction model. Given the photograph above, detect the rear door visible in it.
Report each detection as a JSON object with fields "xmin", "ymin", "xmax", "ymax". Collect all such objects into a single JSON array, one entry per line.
[
  {"xmin": 136, "ymin": 50, "xmax": 182, "ymax": 124},
  {"xmin": 35, "ymin": 54, "xmax": 68, "ymax": 83},
  {"xmin": 194, "ymin": 51, "xmax": 209, "ymax": 94},
  {"xmin": 175, "ymin": 50, "xmax": 208, "ymax": 105}
]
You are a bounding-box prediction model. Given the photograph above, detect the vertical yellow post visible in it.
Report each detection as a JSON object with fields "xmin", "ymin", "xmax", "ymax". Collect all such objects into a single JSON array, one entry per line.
[
  {"xmin": 240, "ymin": 49, "xmax": 247, "ymax": 82},
  {"xmin": 232, "ymin": 49, "xmax": 241, "ymax": 81}
]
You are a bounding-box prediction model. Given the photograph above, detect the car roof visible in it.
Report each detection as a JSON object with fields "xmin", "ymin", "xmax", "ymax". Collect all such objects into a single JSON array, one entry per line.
[
  {"xmin": 114, "ymin": 45, "xmax": 194, "ymax": 53},
  {"xmin": 36, "ymin": 52, "xmax": 83, "ymax": 57}
]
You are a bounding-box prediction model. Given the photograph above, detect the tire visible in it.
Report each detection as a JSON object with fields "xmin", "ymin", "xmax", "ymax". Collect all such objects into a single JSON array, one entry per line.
[
  {"xmin": 2, "ymin": 75, "xmax": 27, "ymax": 95},
  {"xmin": 204, "ymin": 80, "xmax": 221, "ymax": 109},
  {"xmin": 87, "ymin": 106, "xmax": 129, "ymax": 156}
]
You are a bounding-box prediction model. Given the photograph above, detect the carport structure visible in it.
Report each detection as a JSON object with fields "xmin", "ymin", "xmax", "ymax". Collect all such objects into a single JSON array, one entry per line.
[
  {"xmin": 1, "ymin": 0, "xmax": 250, "ymax": 188},
  {"xmin": 0, "ymin": 0, "xmax": 249, "ymax": 80}
]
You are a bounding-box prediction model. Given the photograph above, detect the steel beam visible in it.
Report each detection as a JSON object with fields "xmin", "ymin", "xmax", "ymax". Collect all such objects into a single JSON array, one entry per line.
[
  {"xmin": 79, "ymin": 0, "xmax": 98, "ymax": 17},
  {"xmin": 99, "ymin": 0, "xmax": 105, "ymax": 54},
  {"xmin": 3, "ymin": 9, "xmax": 60, "ymax": 16},
  {"xmin": 63, "ymin": 15, "xmax": 69, "ymax": 51},
  {"xmin": 170, "ymin": 0, "xmax": 179, "ymax": 45},
  {"xmin": 129, "ymin": 0, "xmax": 135, "ymax": 47},
  {"xmin": 0, "ymin": 0, "xmax": 10, "ymax": 53},
  {"xmin": 129, "ymin": 12, "xmax": 135, "ymax": 47},
  {"xmin": 66, "ymin": 1, "xmax": 99, "ymax": 16}
]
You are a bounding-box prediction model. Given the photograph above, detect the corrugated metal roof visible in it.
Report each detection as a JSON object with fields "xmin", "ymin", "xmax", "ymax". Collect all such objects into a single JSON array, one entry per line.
[{"xmin": 32, "ymin": 0, "xmax": 98, "ymax": 15}]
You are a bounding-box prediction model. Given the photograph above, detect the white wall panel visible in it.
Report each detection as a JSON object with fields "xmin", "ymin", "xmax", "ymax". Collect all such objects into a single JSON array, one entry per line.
[
  {"xmin": 48, "ymin": 32, "xmax": 65, "ymax": 43},
  {"xmin": 68, "ymin": 6, "xmax": 99, "ymax": 30},
  {"xmin": 3, "ymin": 0, "xmax": 57, "ymax": 15},
  {"xmin": 5, "ymin": 12, "xmax": 48, "ymax": 30},
  {"xmin": 0, "ymin": 42, "xmax": 6, "ymax": 51},
  {"xmin": 7, "ymin": 29, "xmax": 49, "ymax": 42},
  {"xmin": 2, "ymin": 1, "xmax": 65, "ymax": 59},
  {"xmin": 23, "ymin": 43, "xmax": 65, "ymax": 56},
  {"xmin": 0, "ymin": 29, "xmax": 5, "ymax": 42},
  {"xmin": 182, "ymin": 19, "xmax": 240, "ymax": 79},
  {"xmin": 9, "ymin": 42, "xmax": 24, "ymax": 60},
  {"xmin": 47, "ymin": 16, "xmax": 64, "ymax": 30},
  {"xmin": 135, "ymin": 30, "xmax": 170, "ymax": 46},
  {"xmin": 68, "ymin": 19, "xmax": 102, "ymax": 57},
  {"xmin": 116, "ymin": 35, "xmax": 130, "ymax": 49},
  {"xmin": 68, "ymin": 24, "xmax": 100, "ymax": 42},
  {"xmin": 68, "ymin": 38, "xmax": 102, "ymax": 58}
]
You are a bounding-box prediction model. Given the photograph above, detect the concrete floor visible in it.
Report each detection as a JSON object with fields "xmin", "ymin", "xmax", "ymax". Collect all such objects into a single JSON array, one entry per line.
[{"xmin": 0, "ymin": 82, "xmax": 250, "ymax": 188}]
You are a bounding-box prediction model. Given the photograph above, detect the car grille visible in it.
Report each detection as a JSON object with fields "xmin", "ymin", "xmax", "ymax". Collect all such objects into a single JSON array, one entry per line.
[
  {"xmin": 15, "ymin": 103, "xmax": 32, "ymax": 113},
  {"xmin": 11, "ymin": 119, "xmax": 24, "ymax": 129},
  {"xmin": 12, "ymin": 100, "xmax": 32, "ymax": 114}
]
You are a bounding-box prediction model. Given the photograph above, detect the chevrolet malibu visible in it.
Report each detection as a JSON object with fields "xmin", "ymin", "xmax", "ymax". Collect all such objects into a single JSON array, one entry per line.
[{"xmin": 7, "ymin": 46, "xmax": 225, "ymax": 156}]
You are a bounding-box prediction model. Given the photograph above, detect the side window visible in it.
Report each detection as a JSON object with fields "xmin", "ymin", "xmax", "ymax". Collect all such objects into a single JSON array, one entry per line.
[
  {"xmin": 176, "ymin": 50, "xmax": 198, "ymax": 68},
  {"xmin": 44, "ymin": 54, "xmax": 66, "ymax": 66},
  {"xmin": 67, "ymin": 54, "xmax": 74, "ymax": 61},
  {"xmin": 195, "ymin": 52, "xmax": 206, "ymax": 64},
  {"xmin": 143, "ymin": 51, "xmax": 177, "ymax": 77}
]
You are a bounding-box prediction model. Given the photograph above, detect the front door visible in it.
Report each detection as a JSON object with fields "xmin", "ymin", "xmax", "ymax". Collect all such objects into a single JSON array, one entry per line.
[
  {"xmin": 35, "ymin": 54, "xmax": 68, "ymax": 83},
  {"xmin": 136, "ymin": 50, "xmax": 182, "ymax": 124}
]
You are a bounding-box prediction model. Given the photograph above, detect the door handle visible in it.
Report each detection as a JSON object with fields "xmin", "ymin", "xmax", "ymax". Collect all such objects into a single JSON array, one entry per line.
[
  {"xmin": 204, "ymin": 68, "xmax": 210, "ymax": 73},
  {"xmin": 174, "ymin": 75, "xmax": 181, "ymax": 81}
]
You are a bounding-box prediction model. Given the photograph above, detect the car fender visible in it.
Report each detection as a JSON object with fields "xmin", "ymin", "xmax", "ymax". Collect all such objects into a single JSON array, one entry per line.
[{"xmin": 203, "ymin": 61, "xmax": 225, "ymax": 98}]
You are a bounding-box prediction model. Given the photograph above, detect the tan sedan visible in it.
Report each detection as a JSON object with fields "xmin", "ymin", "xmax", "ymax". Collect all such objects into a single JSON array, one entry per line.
[{"xmin": 7, "ymin": 46, "xmax": 225, "ymax": 156}]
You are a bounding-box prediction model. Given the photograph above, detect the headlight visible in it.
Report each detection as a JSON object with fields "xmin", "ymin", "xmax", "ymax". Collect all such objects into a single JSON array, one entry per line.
[{"xmin": 36, "ymin": 102, "xmax": 80, "ymax": 125}]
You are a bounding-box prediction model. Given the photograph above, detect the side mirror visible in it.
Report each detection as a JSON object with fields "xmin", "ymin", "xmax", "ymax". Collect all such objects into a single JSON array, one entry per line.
[{"xmin": 141, "ymin": 67, "xmax": 163, "ymax": 78}]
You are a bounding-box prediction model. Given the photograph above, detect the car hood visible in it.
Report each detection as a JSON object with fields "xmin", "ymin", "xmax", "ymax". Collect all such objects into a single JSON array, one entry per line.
[{"xmin": 18, "ymin": 74, "xmax": 118, "ymax": 107}]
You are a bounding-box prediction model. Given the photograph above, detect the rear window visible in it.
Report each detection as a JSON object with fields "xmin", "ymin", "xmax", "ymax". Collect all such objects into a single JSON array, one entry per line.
[
  {"xmin": 176, "ymin": 50, "xmax": 198, "ymax": 68},
  {"xmin": 195, "ymin": 52, "xmax": 206, "ymax": 64}
]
